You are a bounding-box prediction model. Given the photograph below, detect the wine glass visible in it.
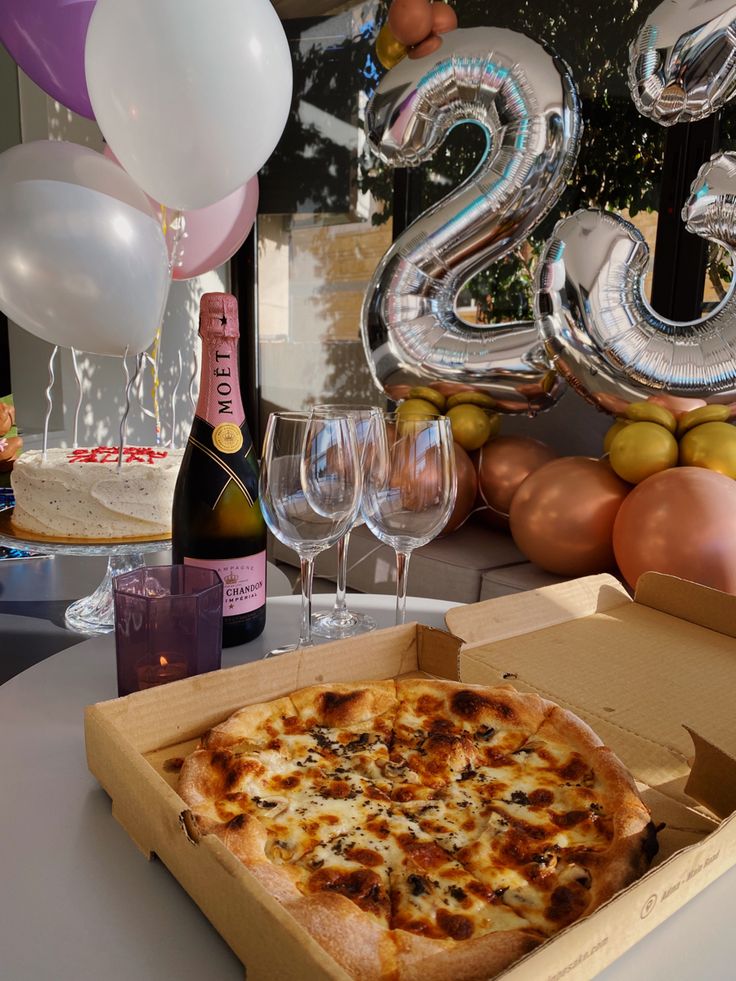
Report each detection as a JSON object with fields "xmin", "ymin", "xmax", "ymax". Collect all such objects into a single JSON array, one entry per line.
[
  {"xmin": 362, "ymin": 413, "xmax": 457, "ymax": 625},
  {"xmin": 259, "ymin": 411, "xmax": 361, "ymax": 654},
  {"xmin": 310, "ymin": 404, "xmax": 383, "ymax": 639}
]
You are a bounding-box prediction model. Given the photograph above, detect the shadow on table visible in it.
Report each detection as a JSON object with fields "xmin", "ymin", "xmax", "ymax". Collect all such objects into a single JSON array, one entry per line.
[{"xmin": 0, "ymin": 612, "xmax": 86, "ymax": 684}]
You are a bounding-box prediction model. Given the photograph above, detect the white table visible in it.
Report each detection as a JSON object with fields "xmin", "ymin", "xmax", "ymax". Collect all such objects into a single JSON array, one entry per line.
[{"xmin": 1, "ymin": 593, "xmax": 735, "ymax": 981}]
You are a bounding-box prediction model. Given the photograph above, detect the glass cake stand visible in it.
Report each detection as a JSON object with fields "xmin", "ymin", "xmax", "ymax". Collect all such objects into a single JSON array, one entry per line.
[{"xmin": 0, "ymin": 508, "xmax": 169, "ymax": 635}]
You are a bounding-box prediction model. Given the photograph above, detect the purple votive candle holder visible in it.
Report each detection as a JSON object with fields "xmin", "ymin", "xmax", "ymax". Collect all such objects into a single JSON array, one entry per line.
[{"xmin": 113, "ymin": 565, "xmax": 223, "ymax": 697}]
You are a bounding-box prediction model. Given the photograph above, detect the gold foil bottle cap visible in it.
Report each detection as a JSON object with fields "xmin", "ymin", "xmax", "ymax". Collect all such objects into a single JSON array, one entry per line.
[{"xmin": 199, "ymin": 292, "xmax": 239, "ymax": 338}]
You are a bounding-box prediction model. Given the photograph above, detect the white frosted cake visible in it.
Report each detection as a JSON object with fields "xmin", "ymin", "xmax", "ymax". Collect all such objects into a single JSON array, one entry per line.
[{"xmin": 10, "ymin": 446, "xmax": 184, "ymax": 540}]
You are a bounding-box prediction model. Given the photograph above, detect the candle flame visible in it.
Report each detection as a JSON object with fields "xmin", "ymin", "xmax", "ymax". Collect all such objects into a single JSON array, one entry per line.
[{"xmin": 159, "ymin": 655, "xmax": 168, "ymax": 667}]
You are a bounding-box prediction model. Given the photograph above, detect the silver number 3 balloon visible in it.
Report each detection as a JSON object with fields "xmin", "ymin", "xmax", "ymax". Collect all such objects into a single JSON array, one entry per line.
[
  {"xmin": 629, "ymin": 0, "xmax": 736, "ymax": 125},
  {"xmin": 537, "ymin": 0, "xmax": 736, "ymax": 413},
  {"xmin": 361, "ymin": 27, "xmax": 581, "ymax": 414},
  {"xmin": 537, "ymin": 152, "xmax": 736, "ymax": 413}
]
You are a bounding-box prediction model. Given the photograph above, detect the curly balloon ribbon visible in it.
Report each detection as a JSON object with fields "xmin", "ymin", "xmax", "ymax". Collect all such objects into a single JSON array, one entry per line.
[
  {"xmin": 117, "ymin": 351, "xmax": 146, "ymax": 472},
  {"xmin": 536, "ymin": 151, "xmax": 736, "ymax": 411},
  {"xmin": 71, "ymin": 347, "xmax": 83, "ymax": 449},
  {"xmin": 161, "ymin": 204, "xmax": 186, "ymax": 277},
  {"xmin": 42, "ymin": 346, "xmax": 58, "ymax": 463},
  {"xmin": 188, "ymin": 348, "xmax": 199, "ymax": 411},
  {"xmin": 170, "ymin": 348, "xmax": 184, "ymax": 449},
  {"xmin": 361, "ymin": 27, "xmax": 581, "ymax": 414},
  {"xmin": 629, "ymin": 0, "xmax": 736, "ymax": 125},
  {"xmin": 148, "ymin": 325, "xmax": 162, "ymax": 444}
]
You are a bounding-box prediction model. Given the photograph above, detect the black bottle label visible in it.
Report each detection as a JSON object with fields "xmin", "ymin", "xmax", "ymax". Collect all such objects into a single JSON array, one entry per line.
[{"xmin": 185, "ymin": 415, "xmax": 259, "ymax": 509}]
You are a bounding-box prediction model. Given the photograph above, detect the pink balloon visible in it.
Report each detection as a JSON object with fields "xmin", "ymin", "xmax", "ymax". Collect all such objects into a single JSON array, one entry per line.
[
  {"xmin": 172, "ymin": 179, "xmax": 258, "ymax": 279},
  {"xmin": 103, "ymin": 145, "xmax": 258, "ymax": 279}
]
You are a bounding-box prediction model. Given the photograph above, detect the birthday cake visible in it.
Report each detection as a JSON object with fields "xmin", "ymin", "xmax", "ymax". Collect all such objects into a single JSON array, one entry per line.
[{"xmin": 10, "ymin": 446, "xmax": 184, "ymax": 540}]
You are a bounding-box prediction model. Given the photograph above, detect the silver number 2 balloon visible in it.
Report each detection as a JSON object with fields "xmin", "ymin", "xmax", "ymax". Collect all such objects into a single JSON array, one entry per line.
[
  {"xmin": 361, "ymin": 27, "xmax": 581, "ymax": 414},
  {"xmin": 536, "ymin": 152, "xmax": 736, "ymax": 412},
  {"xmin": 629, "ymin": 0, "xmax": 736, "ymax": 125}
]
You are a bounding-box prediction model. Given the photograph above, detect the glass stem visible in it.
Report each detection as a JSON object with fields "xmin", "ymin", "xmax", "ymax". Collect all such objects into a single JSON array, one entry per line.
[
  {"xmin": 299, "ymin": 555, "xmax": 315, "ymax": 647},
  {"xmin": 395, "ymin": 550, "xmax": 411, "ymax": 626},
  {"xmin": 333, "ymin": 530, "xmax": 350, "ymax": 618}
]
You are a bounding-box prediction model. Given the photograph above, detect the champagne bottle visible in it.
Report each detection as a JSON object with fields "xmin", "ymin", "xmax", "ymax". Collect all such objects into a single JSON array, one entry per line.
[{"xmin": 172, "ymin": 292, "xmax": 266, "ymax": 646}]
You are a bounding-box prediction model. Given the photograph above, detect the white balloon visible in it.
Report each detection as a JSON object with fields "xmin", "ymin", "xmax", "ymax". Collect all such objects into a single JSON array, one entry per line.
[
  {"xmin": 0, "ymin": 141, "xmax": 170, "ymax": 357},
  {"xmin": 85, "ymin": 0, "xmax": 293, "ymax": 211}
]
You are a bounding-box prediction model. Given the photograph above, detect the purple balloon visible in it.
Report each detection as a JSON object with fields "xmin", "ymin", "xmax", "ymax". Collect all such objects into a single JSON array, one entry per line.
[{"xmin": 1, "ymin": 0, "xmax": 96, "ymax": 119}]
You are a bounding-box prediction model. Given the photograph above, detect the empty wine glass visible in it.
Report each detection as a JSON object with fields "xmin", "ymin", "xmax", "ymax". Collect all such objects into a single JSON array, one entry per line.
[
  {"xmin": 310, "ymin": 404, "xmax": 383, "ymax": 639},
  {"xmin": 259, "ymin": 411, "xmax": 361, "ymax": 654},
  {"xmin": 362, "ymin": 413, "xmax": 457, "ymax": 625}
]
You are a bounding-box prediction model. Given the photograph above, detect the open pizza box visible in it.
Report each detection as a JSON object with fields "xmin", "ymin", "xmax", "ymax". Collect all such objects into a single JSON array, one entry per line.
[{"xmin": 85, "ymin": 572, "xmax": 736, "ymax": 981}]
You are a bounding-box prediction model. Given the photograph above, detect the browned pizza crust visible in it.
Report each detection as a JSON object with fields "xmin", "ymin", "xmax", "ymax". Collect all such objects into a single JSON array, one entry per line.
[
  {"xmin": 178, "ymin": 678, "xmax": 656, "ymax": 980},
  {"xmin": 531, "ymin": 705, "xmax": 654, "ymax": 919},
  {"xmin": 291, "ymin": 679, "xmax": 397, "ymax": 728},
  {"xmin": 201, "ymin": 695, "xmax": 298, "ymax": 750},
  {"xmin": 286, "ymin": 894, "xmax": 395, "ymax": 981},
  {"xmin": 392, "ymin": 928, "xmax": 542, "ymax": 981}
]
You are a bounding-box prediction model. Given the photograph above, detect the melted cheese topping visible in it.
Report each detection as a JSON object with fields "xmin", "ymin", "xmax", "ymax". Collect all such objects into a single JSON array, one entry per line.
[{"xmin": 181, "ymin": 683, "xmax": 644, "ymax": 947}]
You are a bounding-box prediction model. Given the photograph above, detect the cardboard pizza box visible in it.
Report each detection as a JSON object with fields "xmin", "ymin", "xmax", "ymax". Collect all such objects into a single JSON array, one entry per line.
[
  {"xmin": 446, "ymin": 572, "xmax": 736, "ymax": 979},
  {"xmin": 85, "ymin": 622, "xmax": 461, "ymax": 981},
  {"xmin": 85, "ymin": 573, "xmax": 736, "ymax": 981}
]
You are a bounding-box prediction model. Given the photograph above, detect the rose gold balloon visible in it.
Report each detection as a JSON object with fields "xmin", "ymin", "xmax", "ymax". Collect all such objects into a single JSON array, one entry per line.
[
  {"xmin": 595, "ymin": 392, "xmax": 630, "ymax": 415},
  {"xmin": 431, "ymin": 1, "xmax": 458, "ymax": 33},
  {"xmin": 0, "ymin": 403, "xmax": 14, "ymax": 437},
  {"xmin": 613, "ymin": 466, "xmax": 736, "ymax": 593},
  {"xmin": 386, "ymin": 384, "xmax": 413, "ymax": 401},
  {"xmin": 409, "ymin": 34, "xmax": 442, "ymax": 58},
  {"xmin": 388, "ymin": 0, "xmax": 433, "ymax": 46},
  {"xmin": 430, "ymin": 381, "xmax": 474, "ymax": 397},
  {"xmin": 476, "ymin": 436, "xmax": 557, "ymax": 526},
  {"xmin": 510, "ymin": 457, "xmax": 629, "ymax": 576},
  {"xmin": 442, "ymin": 442, "xmax": 477, "ymax": 535},
  {"xmin": 0, "ymin": 434, "xmax": 22, "ymax": 472},
  {"xmin": 647, "ymin": 394, "xmax": 707, "ymax": 418}
]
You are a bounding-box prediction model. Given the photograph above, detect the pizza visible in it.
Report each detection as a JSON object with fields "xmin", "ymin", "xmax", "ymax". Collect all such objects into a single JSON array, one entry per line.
[{"xmin": 177, "ymin": 679, "xmax": 657, "ymax": 980}]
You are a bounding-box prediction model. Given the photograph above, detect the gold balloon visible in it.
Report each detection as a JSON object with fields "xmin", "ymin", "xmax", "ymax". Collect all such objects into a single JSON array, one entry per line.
[
  {"xmin": 608, "ymin": 421, "xmax": 678, "ymax": 484},
  {"xmin": 677, "ymin": 404, "xmax": 730, "ymax": 437},
  {"xmin": 375, "ymin": 22, "xmax": 408, "ymax": 69},
  {"xmin": 623, "ymin": 401, "xmax": 677, "ymax": 433},
  {"xmin": 509, "ymin": 457, "xmax": 629, "ymax": 576},
  {"xmin": 679, "ymin": 421, "xmax": 736, "ymax": 478},
  {"xmin": 603, "ymin": 419, "xmax": 629, "ymax": 455}
]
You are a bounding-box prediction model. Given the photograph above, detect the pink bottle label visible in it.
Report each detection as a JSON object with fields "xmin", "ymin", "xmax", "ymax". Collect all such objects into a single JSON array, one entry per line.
[{"xmin": 184, "ymin": 552, "xmax": 266, "ymax": 615}]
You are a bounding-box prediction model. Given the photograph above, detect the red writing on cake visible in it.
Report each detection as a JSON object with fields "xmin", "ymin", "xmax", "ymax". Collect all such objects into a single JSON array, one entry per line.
[{"xmin": 68, "ymin": 447, "xmax": 169, "ymax": 464}]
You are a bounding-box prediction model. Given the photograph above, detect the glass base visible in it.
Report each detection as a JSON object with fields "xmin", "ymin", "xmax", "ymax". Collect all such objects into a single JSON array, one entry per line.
[
  {"xmin": 64, "ymin": 552, "xmax": 146, "ymax": 634},
  {"xmin": 311, "ymin": 609, "xmax": 377, "ymax": 640},
  {"xmin": 264, "ymin": 643, "xmax": 298, "ymax": 659}
]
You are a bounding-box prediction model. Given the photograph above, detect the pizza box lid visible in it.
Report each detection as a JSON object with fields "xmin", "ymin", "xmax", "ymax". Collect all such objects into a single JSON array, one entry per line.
[{"xmin": 445, "ymin": 572, "xmax": 736, "ymax": 818}]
